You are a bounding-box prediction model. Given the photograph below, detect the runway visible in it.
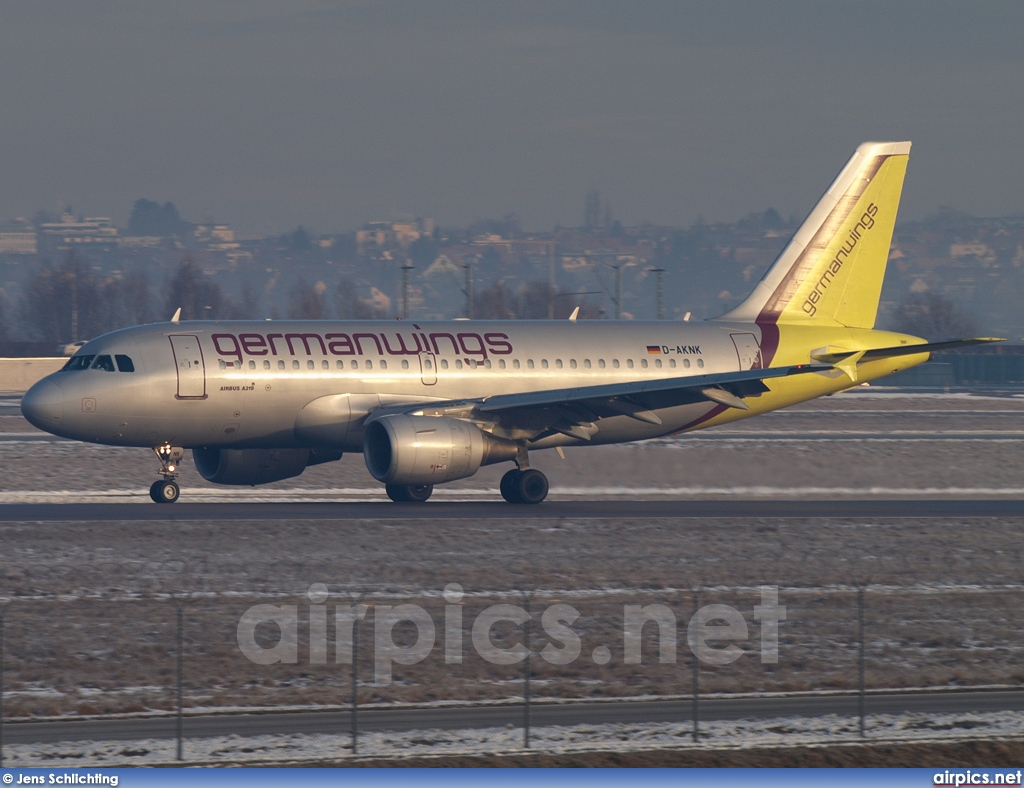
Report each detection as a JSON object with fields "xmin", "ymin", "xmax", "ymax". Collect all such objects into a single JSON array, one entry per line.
[
  {"xmin": 5, "ymin": 690, "xmax": 1023, "ymax": 745},
  {"xmin": 3, "ymin": 498, "xmax": 1024, "ymax": 522}
]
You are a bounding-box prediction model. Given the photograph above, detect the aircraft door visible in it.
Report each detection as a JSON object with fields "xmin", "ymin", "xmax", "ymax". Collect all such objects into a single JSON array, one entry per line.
[
  {"xmin": 419, "ymin": 351, "xmax": 437, "ymax": 385},
  {"xmin": 730, "ymin": 333, "xmax": 763, "ymax": 370},
  {"xmin": 169, "ymin": 335, "xmax": 207, "ymax": 398}
]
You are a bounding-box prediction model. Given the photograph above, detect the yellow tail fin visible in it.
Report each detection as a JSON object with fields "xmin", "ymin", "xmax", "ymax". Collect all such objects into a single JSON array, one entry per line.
[{"xmin": 719, "ymin": 141, "xmax": 910, "ymax": 329}]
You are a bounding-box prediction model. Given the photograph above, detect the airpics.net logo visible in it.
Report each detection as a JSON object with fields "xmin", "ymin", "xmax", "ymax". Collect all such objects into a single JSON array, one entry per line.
[
  {"xmin": 236, "ymin": 584, "xmax": 786, "ymax": 685},
  {"xmin": 933, "ymin": 771, "xmax": 1023, "ymax": 786}
]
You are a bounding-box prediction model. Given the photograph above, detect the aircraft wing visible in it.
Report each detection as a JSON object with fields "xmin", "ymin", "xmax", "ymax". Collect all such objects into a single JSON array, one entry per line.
[{"xmin": 387, "ymin": 362, "xmax": 832, "ymax": 441}]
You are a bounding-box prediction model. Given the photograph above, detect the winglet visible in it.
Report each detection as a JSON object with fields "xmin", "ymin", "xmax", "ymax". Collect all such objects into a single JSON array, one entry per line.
[
  {"xmin": 568, "ymin": 307, "xmax": 580, "ymax": 322},
  {"xmin": 171, "ymin": 307, "xmax": 182, "ymax": 324}
]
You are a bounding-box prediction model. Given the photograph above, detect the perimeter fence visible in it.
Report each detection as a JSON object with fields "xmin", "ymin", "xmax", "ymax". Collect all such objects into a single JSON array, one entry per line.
[{"xmin": 1, "ymin": 580, "xmax": 1023, "ymax": 765}]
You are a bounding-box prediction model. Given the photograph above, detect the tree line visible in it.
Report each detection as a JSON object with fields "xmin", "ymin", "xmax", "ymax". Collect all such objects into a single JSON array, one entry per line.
[{"xmin": 0, "ymin": 250, "xmax": 978, "ymax": 347}]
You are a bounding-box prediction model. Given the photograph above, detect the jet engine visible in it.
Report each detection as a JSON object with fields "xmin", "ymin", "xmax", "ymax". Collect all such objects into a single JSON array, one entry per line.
[
  {"xmin": 193, "ymin": 447, "xmax": 341, "ymax": 486},
  {"xmin": 363, "ymin": 415, "xmax": 518, "ymax": 485}
]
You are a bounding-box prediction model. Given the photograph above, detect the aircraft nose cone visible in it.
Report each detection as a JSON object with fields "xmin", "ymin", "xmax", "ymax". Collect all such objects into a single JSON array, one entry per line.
[{"xmin": 22, "ymin": 378, "xmax": 65, "ymax": 431}]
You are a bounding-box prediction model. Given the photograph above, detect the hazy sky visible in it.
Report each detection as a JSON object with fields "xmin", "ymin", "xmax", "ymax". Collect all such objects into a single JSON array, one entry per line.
[{"xmin": 2, "ymin": 1, "xmax": 1022, "ymax": 236}]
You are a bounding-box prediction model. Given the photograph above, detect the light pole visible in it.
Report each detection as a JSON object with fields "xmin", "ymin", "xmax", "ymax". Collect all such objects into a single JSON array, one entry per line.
[
  {"xmin": 400, "ymin": 261, "xmax": 414, "ymax": 319},
  {"xmin": 463, "ymin": 263, "xmax": 474, "ymax": 319},
  {"xmin": 650, "ymin": 267, "xmax": 665, "ymax": 320}
]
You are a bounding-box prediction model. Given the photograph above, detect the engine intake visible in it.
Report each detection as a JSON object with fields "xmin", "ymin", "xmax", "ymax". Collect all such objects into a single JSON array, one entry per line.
[
  {"xmin": 193, "ymin": 447, "xmax": 335, "ymax": 486},
  {"xmin": 363, "ymin": 415, "xmax": 517, "ymax": 485}
]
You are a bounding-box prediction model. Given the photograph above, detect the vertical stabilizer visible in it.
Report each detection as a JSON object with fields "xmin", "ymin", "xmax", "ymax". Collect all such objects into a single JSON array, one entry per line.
[{"xmin": 718, "ymin": 141, "xmax": 910, "ymax": 329}]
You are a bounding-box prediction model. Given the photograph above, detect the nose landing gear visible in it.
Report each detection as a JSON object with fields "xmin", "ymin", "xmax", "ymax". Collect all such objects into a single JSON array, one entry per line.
[{"xmin": 150, "ymin": 443, "xmax": 184, "ymax": 504}]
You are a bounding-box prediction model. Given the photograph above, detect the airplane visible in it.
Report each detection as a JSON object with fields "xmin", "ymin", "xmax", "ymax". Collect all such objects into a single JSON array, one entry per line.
[{"xmin": 20, "ymin": 141, "xmax": 999, "ymax": 504}]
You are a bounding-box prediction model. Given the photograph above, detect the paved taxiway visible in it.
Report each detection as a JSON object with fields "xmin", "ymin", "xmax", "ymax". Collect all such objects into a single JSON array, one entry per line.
[
  {"xmin": 3, "ymin": 499, "xmax": 1024, "ymax": 522},
  {"xmin": 5, "ymin": 690, "xmax": 1023, "ymax": 744}
]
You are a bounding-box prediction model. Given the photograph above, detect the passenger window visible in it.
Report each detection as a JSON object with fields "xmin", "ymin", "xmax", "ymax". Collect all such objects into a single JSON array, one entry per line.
[
  {"xmin": 441, "ymin": 359, "xmax": 449, "ymax": 370},
  {"xmin": 612, "ymin": 359, "xmax": 620, "ymax": 369},
  {"xmin": 402, "ymin": 359, "xmax": 409, "ymax": 369},
  {"xmin": 654, "ymin": 359, "xmax": 662, "ymax": 368},
  {"xmin": 351, "ymin": 360, "xmax": 358, "ymax": 369},
  {"xmin": 498, "ymin": 359, "xmax": 506, "ymax": 370},
  {"xmin": 115, "ymin": 355, "xmax": 135, "ymax": 373},
  {"xmin": 380, "ymin": 360, "xmax": 387, "ymax": 369},
  {"xmin": 264, "ymin": 360, "xmax": 271, "ymax": 370},
  {"xmin": 484, "ymin": 359, "xmax": 492, "ymax": 369},
  {"xmin": 554, "ymin": 359, "xmax": 562, "ymax": 369},
  {"xmin": 541, "ymin": 360, "xmax": 549, "ymax": 369},
  {"xmin": 366, "ymin": 360, "xmax": 373, "ymax": 369},
  {"xmin": 641, "ymin": 359, "xmax": 648, "ymax": 369},
  {"xmin": 697, "ymin": 358, "xmax": 705, "ymax": 368},
  {"xmin": 219, "ymin": 360, "xmax": 226, "ymax": 370},
  {"xmin": 669, "ymin": 359, "xmax": 676, "ymax": 368},
  {"xmin": 527, "ymin": 359, "xmax": 534, "ymax": 369},
  {"xmin": 570, "ymin": 360, "xmax": 578, "ymax": 369},
  {"xmin": 455, "ymin": 360, "xmax": 463, "ymax": 369},
  {"xmin": 626, "ymin": 359, "xmax": 634, "ymax": 369},
  {"xmin": 513, "ymin": 359, "xmax": 520, "ymax": 370},
  {"xmin": 424, "ymin": 359, "xmax": 432, "ymax": 370},
  {"xmin": 248, "ymin": 360, "xmax": 256, "ymax": 371},
  {"xmin": 598, "ymin": 359, "xmax": 606, "ymax": 369},
  {"xmin": 278, "ymin": 360, "xmax": 286, "ymax": 370},
  {"xmin": 583, "ymin": 359, "xmax": 591, "ymax": 369},
  {"xmin": 322, "ymin": 360, "xmax": 329, "ymax": 370},
  {"xmin": 91, "ymin": 355, "xmax": 115, "ymax": 372},
  {"xmin": 63, "ymin": 355, "xmax": 95, "ymax": 370},
  {"xmin": 292, "ymin": 360, "xmax": 300, "ymax": 370},
  {"xmin": 684, "ymin": 358, "xmax": 691, "ymax": 368},
  {"xmin": 307, "ymin": 360, "xmax": 315, "ymax": 370}
]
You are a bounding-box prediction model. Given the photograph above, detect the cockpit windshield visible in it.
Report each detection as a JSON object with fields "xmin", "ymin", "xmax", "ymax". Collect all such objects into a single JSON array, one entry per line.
[
  {"xmin": 63, "ymin": 354, "xmax": 95, "ymax": 370},
  {"xmin": 91, "ymin": 355, "xmax": 116, "ymax": 372}
]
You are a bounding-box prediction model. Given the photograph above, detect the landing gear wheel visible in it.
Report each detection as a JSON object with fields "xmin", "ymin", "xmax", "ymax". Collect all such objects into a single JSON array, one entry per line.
[
  {"xmin": 500, "ymin": 469, "xmax": 521, "ymax": 503},
  {"xmin": 501, "ymin": 468, "xmax": 548, "ymax": 504},
  {"xmin": 515, "ymin": 469, "xmax": 549, "ymax": 504},
  {"xmin": 150, "ymin": 479, "xmax": 180, "ymax": 504},
  {"xmin": 385, "ymin": 483, "xmax": 434, "ymax": 503}
]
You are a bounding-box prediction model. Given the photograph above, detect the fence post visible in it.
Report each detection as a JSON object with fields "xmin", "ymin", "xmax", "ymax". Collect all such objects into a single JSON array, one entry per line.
[
  {"xmin": 857, "ymin": 583, "xmax": 866, "ymax": 738},
  {"xmin": 176, "ymin": 600, "xmax": 185, "ymax": 761},
  {"xmin": 352, "ymin": 607, "xmax": 359, "ymax": 755},
  {"xmin": 691, "ymin": 588, "xmax": 700, "ymax": 743},
  {"xmin": 523, "ymin": 594, "xmax": 532, "ymax": 749},
  {"xmin": 0, "ymin": 603, "xmax": 7, "ymax": 768}
]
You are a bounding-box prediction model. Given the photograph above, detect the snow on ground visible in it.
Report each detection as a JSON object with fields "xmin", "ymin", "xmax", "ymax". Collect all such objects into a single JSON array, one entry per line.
[{"xmin": 6, "ymin": 711, "xmax": 1024, "ymax": 766}]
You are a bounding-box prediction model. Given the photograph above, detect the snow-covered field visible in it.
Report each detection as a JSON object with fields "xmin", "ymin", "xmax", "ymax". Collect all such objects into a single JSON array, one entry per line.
[{"xmin": 7, "ymin": 710, "xmax": 1024, "ymax": 766}]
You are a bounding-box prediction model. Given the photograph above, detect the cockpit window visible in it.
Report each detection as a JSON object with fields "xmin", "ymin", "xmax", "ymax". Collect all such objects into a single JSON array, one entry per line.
[
  {"xmin": 115, "ymin": 354, "xmax": 135, "ymax": 373},
  {"xmin": 91, "ymin": 354, "xmax": 116, "ymax": 372},
  {"xmin": 63, "ymin": 354, "xmax": 95, "ymax": 370}
]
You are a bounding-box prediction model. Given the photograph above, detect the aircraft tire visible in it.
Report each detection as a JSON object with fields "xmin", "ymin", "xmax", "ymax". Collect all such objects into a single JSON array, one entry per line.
[
  {"xmin": 500, "ymin": 469, "xmax": 521, "ymax": 503},
  {"xmin": 150, "ymin": 479, "xmax": 180, "ymax": 504},
  {"xmin": 513, "ymin": 469, "xmax": 548, "ymax": 505},
  {"xmin": 386, "ymin": 483, "xmax": 433, "ymax": 503}
]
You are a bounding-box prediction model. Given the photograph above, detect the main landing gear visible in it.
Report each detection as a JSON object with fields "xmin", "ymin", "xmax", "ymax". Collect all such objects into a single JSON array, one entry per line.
[
  {"xmin": 500, "ymin": 467, "xmax": 549, "ymax": 505},
  {"xmin": 150, "ymin": 443, "xmax": 184, "ymax": 504},
  {"xmin": 386, "ymin": 483, "xmax": 434, "ymax": 503}
]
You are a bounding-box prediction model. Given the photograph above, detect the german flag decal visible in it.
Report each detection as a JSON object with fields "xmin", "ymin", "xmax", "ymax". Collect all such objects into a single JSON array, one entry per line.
[{"xmin": 646, "ymin": 345, "xmax": 661, "ymax": 354}]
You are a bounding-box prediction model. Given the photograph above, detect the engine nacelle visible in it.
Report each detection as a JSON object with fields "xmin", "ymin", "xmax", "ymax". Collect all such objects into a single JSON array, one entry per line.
[
  {"xmin": 193, "ymin": 447, "xmax": 316, "ymax": 486},
  {"xmin": 363, "ymin": 415, "xmax": 518, "ymax": 485}
]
